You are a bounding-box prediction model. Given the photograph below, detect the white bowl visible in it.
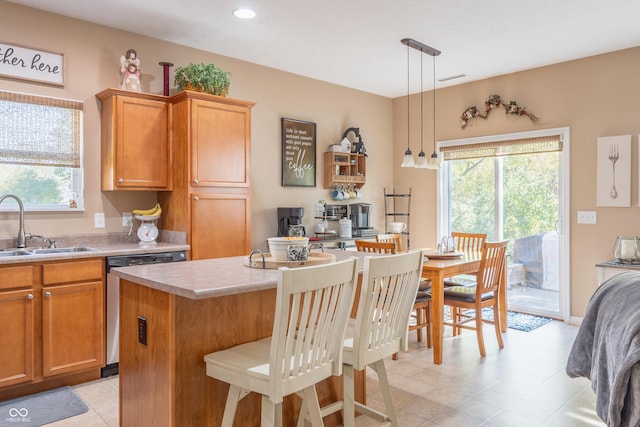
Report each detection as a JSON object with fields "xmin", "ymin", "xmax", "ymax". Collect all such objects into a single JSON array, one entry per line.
[{"xmin": 267, "ymin": 237, "xmax": 309, "ymax": 261}]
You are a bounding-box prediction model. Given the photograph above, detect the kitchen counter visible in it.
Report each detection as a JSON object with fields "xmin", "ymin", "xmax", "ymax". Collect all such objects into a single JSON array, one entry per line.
[
  {"xmin": 0, "ymin": 241, "xmax": 190, "ymax": 264},
  {"xmin": 111, "ymin": 249, "xmax": 368, "ymax": 300},
  {"xmin": 115, "ymin": 249, "xmax": 369, "ymax": 427}
]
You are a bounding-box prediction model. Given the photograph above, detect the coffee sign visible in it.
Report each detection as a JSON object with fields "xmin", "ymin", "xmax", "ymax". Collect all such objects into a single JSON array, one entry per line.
[
  {"xmin": 0, "ymin": 42, "xmax": 64, "ymax": 86},
  {"xmin": 281, "ymin": 118, "xmax": 316, "ymax": 187}
]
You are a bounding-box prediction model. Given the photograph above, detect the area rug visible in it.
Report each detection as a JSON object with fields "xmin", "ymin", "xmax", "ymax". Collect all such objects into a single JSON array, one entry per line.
[
  {"xmin": 463, "ymin": 308, "xmax": 552, "ymax": 332},
  {"xmin": 0, "ymin": 386, "xmax": 88, "ymax": 427}
]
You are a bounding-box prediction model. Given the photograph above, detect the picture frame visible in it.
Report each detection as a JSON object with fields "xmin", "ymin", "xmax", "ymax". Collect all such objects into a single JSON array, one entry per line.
[
  {"xmin": 596, "ymin": 135, "xmax": 631, "ymax": 207},
  {"xmin": 0, "ymin": 41, "xmax": 65, "ymax": 86},
  {"xmin": 281, "ymin": 118, "xmax": 316, "ymax": 187}
]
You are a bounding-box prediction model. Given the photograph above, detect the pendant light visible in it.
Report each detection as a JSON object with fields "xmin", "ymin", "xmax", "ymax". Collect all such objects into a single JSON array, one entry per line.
[
  {"xmin": 426, "ymin": 47, "xmax": 441, "ymax": 170},
  {"xmin": 400, "ymin": 38, "xmax": 441, "ymax": 170},
  {"xmin": 400, "ymin": 42, "xmax": 415, "ymax": 168},
  {"xmin": 415, "ymin": 53, "xmax": 428, "ymax": 168}
]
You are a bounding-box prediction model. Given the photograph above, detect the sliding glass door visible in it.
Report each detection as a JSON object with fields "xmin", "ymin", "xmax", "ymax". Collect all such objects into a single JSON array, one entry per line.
[{"xmin": 439, "ymin": 128, "xmax": 569, "ymax": 319}]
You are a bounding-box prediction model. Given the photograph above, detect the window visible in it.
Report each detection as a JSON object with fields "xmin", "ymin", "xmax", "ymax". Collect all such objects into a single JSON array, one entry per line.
[{"xmin": 0, "ymin": 91, "xmax": 83, "ymax": 211}]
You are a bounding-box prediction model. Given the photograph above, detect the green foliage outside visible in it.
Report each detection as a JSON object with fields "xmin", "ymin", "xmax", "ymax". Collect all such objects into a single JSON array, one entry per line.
[
  {"xmin": 449, "ymin": 152, "xmax": 559, "ymax": 252},
  {"xmin": 0, "ymin": 165, "xmax": 71, "ymax": 205}
]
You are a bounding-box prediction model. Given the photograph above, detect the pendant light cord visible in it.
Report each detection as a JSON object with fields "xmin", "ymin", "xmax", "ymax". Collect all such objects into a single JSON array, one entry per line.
[
  {"xmin": 420, "ymin": 54, "xmax": 424, "ymax": 154},
  {"xmin": 406, "ymin": 44, "xmax": 410, "ymax": 152},
  {"xmin": 433, "ymin": 52, "xmax": 436, "ymax": 154}
]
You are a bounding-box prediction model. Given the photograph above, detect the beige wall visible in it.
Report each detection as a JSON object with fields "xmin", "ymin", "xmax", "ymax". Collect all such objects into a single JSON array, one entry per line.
[
  {"xmin": 2, "ymin": 2, "xmax": 639, "ymax": 318},
  {"xmin": 393, "ymin": 47, "xmax": 640, "ymax": 318},
  {"xmin": 0, "ymin": 1, "xmax": 393, "ymax": 247}
]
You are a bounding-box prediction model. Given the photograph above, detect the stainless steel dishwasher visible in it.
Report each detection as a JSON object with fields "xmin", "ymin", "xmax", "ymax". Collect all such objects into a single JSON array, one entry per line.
[{"xmin": 102, "ymin": 250, "xmax": 187, "ymax": 377}]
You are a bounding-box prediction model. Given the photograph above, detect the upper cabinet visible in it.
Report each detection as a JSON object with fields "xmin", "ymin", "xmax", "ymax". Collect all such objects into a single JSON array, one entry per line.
[
  {"xmin": 171, "ymin": 91, "xmax": 252, "ymax": 188},
  {"xmin": 96, "ymin": 89, "xmax": 171, "ymax": 191}
]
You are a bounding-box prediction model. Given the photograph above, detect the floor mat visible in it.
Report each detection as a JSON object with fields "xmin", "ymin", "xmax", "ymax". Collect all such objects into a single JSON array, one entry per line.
[
  {"xmin": 0, "ymin": 386, "xmax": 88, "ymax": 427},
  {"xmin": 463, "ymin": 308, "xmax": 553, "ymax": 332}
]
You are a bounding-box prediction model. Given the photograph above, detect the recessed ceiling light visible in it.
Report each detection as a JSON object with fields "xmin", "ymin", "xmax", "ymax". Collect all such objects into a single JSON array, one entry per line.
[{"xmin": 233, "ymin": 8, "xmax": 256, "ymax": 19}]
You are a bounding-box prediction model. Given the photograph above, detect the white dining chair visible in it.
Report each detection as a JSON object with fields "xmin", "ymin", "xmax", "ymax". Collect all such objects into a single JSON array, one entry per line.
[
  {"xmin": 309, "ymin": 250, "xmax": 424, "ymax": 427},
  {"xmin": 204, "ymin": 258, "xmax": 358, "ymax": 427}
]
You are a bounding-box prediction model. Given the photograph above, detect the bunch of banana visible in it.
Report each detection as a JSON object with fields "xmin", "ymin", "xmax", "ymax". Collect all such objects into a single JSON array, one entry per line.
[{"xmin": 133, "ymin": 203, "xmax": 162, "ymax": 217}]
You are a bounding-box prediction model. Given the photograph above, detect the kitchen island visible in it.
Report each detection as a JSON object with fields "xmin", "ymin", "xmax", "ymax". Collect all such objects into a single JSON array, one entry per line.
[{"xmin": 112, "ymin": 250, "xmax": 370, "ymax": 427}]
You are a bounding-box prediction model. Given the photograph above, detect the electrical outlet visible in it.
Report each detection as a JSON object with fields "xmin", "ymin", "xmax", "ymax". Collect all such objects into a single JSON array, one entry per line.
[
  {"xmin": 122, "ymin": 212, "xmax": 133, "ymax": 227},
  {"xmin": 94, "ymin": 212, "xmax": 105, "ymax": 228},
  {"xmin": 137, "ymin": 316, "xmax": 147, "ymax": 345},
  {"xmin": 577, "ymin": 210, "xmax": 597, "ymax": 224}
]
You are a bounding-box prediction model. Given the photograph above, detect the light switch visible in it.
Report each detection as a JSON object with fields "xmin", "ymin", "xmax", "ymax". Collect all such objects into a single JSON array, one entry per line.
[
  {"xmin": 577, "ymin": 211, "xmax": 597, "ymax": 224},
  {"xmin": 94, "ymin": 212, "xmax": 106, "ymax": 228}
]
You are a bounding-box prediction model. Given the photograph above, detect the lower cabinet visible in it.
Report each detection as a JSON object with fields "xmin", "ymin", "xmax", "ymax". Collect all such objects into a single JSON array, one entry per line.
[
  {"xmin": 0, "ymin": 259, "xmax": 104, "ymax": 394},
  {"xmin": 0, "ymin": 287, "xmax": 34, "ymax": 388}
]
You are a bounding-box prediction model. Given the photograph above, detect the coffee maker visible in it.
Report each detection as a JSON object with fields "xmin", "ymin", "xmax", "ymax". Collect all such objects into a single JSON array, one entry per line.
[
  {"xmin": 277, "ymin": 207, "xmax": 305, "ymax": 237},
  {"xmin": 349, "ymin": 203, "xmax": 376, "ymax": 236}
]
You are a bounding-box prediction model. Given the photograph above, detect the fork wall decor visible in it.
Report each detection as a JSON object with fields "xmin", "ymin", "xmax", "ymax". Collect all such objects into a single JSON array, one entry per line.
[{"xmin": 596, "ymin": 135, "xmax": 631, "ymax": 207}]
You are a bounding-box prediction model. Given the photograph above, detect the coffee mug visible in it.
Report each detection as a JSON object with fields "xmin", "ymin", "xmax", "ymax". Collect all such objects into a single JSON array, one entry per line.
[{"xmin": 389, "ymin": 222, "xmax": 406, "ymax": 233}]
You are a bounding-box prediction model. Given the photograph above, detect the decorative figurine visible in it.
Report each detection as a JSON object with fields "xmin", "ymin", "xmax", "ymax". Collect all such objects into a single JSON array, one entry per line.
[{"xmin": 120, "ymin": 49, "xmax": 141, "ymax": 91}]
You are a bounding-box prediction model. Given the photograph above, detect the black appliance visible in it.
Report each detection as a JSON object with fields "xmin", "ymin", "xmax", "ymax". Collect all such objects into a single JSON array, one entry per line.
[
  {"xmin": 102, "ymin": 250, "xmax": 187, "ymax": 377},
  {"xmin": 277, "ymin": 207, "xmax": 305, "ymax": 237}
]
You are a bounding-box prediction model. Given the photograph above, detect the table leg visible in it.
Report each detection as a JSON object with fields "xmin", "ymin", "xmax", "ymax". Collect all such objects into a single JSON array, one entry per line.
[{"xmin": 430, "ymin": 271, "xmax": 445, "ymax": 365}]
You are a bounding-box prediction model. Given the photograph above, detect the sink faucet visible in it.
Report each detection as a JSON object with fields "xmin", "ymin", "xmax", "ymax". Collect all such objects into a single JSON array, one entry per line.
[{"xmin": 0, "ymin": 193, "xmax": 26, "ymax": 248}]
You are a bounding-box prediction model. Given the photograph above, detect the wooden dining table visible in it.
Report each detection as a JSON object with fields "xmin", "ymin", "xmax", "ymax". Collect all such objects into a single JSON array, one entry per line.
[{"xmin": 420, "ymin": 249, "xmax": 508, "ymax": 364}]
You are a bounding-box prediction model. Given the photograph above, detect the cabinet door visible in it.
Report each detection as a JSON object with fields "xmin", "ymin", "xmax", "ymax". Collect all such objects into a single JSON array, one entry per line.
[
  {"xmin": 42, "ymin": 281, "xmax": 104, "ymax": 376},
  {"xmin": 190, "ymin": 99, "xmax": 250, "ymax": 188},
  {"xmin": 114, "ymin": 95, "xmax": 169, "ymax": 189},
  {"xmin": 0, "ymin": 289, "xmax": 34, "ymax": 387},
  {"xmin": 191, "ymin": 192, "xmax": 250, "ymax": 260}
]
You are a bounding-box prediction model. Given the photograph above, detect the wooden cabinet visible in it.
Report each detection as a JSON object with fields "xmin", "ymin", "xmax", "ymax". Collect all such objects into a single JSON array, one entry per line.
[
  {"xmin": 42, "ymin": 260, "xmax": 105, "ymax": 377},
  {"xmin": 97, "ymin": 88, "xmax": 171, "ymax": 191},
  {"xmin": 160, "ymin": 91, "xmax": 255, "ymax": 260},
  {"xmin": 0, "ymin": 259, "xmax": 104, "ymax": 395},
  {"xmin": 324, "ymin": 152, "xmax": 366, "ymax": 189},
  {"xmin": 0, "ymin": 265, "xmax": 35, "ymax": 388}
]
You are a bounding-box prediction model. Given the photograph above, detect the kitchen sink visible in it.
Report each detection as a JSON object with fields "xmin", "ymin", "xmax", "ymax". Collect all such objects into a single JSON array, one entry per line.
[
  {"xmin": 30, "ymin": 246, "xmax": 99, "ymax": 254},
  {"xmin": 0, "ymin": 249, "xmax": 33, "ymax": 257}
]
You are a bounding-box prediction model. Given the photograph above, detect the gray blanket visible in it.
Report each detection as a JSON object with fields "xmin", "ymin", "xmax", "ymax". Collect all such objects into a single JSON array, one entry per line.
[{"xmin": 566, "ymin": 271, "xmax": 640, "ymax": 427}]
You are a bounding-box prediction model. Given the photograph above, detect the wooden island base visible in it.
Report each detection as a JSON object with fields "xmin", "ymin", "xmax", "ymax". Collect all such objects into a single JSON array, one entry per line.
[{"xmin": 119, "ymin": 279, "xmax": 365, "ymax": 427}]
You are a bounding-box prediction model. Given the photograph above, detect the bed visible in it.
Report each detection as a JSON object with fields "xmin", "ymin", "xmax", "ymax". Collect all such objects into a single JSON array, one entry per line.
[{"xmin": 566, "ymin": 271, "xmax": 640, "ymax": 426}]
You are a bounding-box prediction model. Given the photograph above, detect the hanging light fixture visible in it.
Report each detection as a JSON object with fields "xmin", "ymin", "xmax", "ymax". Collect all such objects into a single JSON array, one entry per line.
[
  {"xmin": 426, "ymin": 44, "xmax": 441, "ymax": 170},
  {"xmin": 415, "ymin": 53, "xmax": 428, "ymax": 168},
  {"xmin": 400, "ymin": 42, "xmax": 415, "ymax": 167},
  {"xmin": 400, "ymin": 38, "xmax": 441, "ymax": 170}
]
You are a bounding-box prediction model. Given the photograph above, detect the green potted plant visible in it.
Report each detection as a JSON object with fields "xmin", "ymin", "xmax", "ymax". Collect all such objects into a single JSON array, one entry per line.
[{"xmin": 174, "ymin": 63, "xmax": 231, "ymax": 96}]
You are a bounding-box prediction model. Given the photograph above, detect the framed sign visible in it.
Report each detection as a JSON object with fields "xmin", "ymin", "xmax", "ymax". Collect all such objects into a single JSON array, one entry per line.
[
  {"xmin": 0, "ymin": 41, "xmax": 65, "ymax": 86},
  {"xmin": 281, "ymin": 118, "xmax": 316, "ymax": 187}
]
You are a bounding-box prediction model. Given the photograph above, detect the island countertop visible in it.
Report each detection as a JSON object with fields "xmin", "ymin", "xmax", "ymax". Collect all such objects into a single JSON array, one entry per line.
[{"xmin": 111, "ymin": 249, "xmax": 371, "ymax": 300}]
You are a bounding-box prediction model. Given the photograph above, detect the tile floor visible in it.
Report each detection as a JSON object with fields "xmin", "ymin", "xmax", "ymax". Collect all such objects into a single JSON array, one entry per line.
[{"xmin": 42, "ymin": 320, "xmax": 605, "ymax": 426}]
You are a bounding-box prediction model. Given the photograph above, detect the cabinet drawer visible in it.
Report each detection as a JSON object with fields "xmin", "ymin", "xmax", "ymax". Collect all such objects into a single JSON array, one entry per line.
[
  {"xmin": 43, "ymin": 259, "xmax": 104, "ymax": 285},
  {"xmin": 0, "ymin": 265, "xmax": 35, "ymax": 290}
]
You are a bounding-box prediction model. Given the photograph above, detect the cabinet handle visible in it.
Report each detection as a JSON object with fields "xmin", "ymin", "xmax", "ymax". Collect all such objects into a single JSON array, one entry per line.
[
  {"xmin": 27, "ymin": 293, "xmax": 33, "ymax": 300},
  {"xmin": 118, "ymin": 178, "xmax": 124, "ymax": 183},
  {"xmin": 193, "ymin": 179, "xmax": 199, "ymax": 184},
  {"xmin": 193, "ymin": 195, "xmax": 200, "ymax": 201},
  {"xmin": 45, "ymin": 291, "xmax": 52, "ymax": 298}
]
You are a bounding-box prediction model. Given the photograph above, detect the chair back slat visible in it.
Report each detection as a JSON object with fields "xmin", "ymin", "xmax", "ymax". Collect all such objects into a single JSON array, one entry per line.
[
  {"xmin": 452, "ymin": 232, "xmax": 487, "ymax": 252},
  {"xmin": 351, "ymin": 251, "xmax": 424, "ymax": 369},
  {"xmin": 476, "ymin": 241, "xmax": 508, "ymax": 296},
  {"xmin": 376, "ymin": 233, "xmax": 403, "ymax": 252},
  {"xmin": 272, "ymin": 258, "xmax": 357, "ymax": 399},
  {"xmin": 355, "ymin": 240, "xmax": 397, "ymax": 253}
]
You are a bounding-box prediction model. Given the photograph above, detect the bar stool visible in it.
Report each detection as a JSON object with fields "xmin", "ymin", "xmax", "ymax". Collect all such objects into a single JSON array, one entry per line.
[
  {"xmin": 204, "ymin": 258, "xmax": 358, "ymax": 427},
  {"xmin": 312, "ymin": 250, "xmax": 424, "ymax": 427}
]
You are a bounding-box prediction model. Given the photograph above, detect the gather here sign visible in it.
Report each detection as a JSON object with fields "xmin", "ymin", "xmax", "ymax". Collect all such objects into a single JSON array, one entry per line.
[{"xmin": 0, "ymin": 42, "xmax": 64, "ymax": 86}]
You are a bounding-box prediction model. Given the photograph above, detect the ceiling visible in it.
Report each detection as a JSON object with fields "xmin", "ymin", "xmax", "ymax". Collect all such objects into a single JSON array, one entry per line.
[{"xmin": 9, "ymin": 0, "xmax": 640, "ymax": 98}]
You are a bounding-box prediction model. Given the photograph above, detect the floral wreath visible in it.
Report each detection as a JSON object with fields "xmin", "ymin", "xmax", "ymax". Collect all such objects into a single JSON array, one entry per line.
[{"xmin": 460, "ymin": 94, "xmax": 539, "ymax": 129}]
